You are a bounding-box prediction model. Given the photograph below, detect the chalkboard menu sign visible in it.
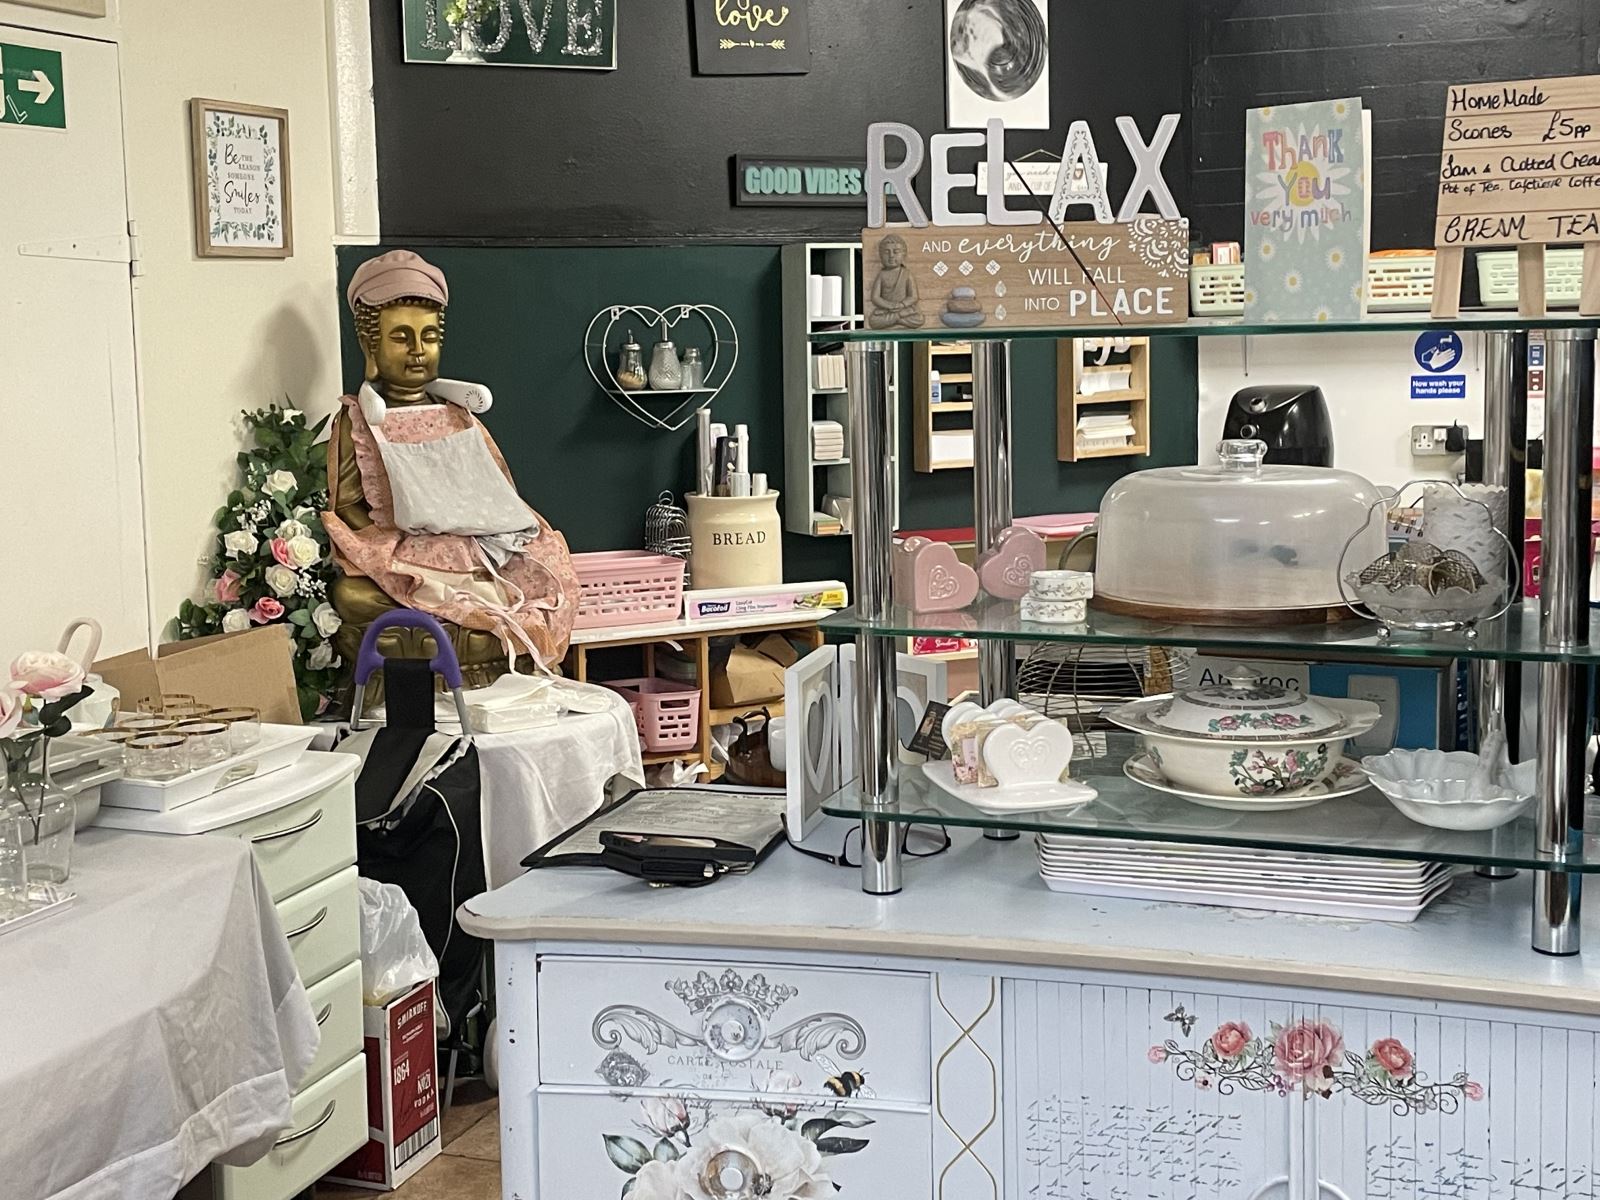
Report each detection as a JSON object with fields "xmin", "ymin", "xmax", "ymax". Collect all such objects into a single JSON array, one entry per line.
[
  {"xmin": 693, "ymin": 0, "xmax": 810, "ymax": 75},
  {"xmin": 1435, "ymin": 74, "xmax": 1600, "ymax": 249}
]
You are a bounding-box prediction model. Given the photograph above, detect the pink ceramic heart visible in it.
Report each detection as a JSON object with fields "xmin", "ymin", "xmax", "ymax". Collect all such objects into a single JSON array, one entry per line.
[
  {"xmin": 897, "ymin": 539, "xmax": 978, "ymax": 612},
  {"xmin": 977, "ymin": 527, "xmax": 1047, "ymax": 599}
]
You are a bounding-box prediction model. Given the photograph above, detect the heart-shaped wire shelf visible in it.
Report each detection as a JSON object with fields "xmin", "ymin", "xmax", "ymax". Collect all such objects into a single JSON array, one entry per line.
[{"xmin": 584, "ymin": 303, "xmax": 739, "ymax": 432}]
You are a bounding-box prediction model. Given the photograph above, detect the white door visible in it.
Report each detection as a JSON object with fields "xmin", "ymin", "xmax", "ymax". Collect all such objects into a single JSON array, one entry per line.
[{"xmin": 0, "ymin": 25, "xmax": 145, "ymax": 663}]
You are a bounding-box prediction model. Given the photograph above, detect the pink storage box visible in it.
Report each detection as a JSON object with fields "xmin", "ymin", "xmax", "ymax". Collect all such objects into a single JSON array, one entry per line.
[
  {"xmin": 602, "ymin": 677, "xmax": 701, "ymax": 752},
  {"xmin": 571, "ymin": 551, "xmax": 686, "ymax": 630}
]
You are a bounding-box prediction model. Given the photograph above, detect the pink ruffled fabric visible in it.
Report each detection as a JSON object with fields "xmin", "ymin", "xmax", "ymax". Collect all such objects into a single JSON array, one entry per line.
[{"xmin": 324, "ymin": 395, "xmax": 578, "ymax": 664}]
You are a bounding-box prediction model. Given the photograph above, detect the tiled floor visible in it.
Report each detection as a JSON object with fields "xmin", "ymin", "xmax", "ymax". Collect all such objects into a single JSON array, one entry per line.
[{"xmin": 317, "ymin": 1082, "xmax": 500, "ymax": 1199}]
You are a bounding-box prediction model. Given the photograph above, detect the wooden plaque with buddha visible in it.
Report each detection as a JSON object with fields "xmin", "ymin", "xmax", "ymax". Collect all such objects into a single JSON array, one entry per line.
[{"xmin": 862, "ymin": 219, "xmax": 1190, "ymax": 332}]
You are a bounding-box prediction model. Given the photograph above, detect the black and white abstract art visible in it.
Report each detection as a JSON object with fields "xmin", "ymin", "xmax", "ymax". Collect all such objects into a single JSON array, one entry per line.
[{"xmin": 944, "ymin": 0, "xmax": 1050, "ymax": 130}]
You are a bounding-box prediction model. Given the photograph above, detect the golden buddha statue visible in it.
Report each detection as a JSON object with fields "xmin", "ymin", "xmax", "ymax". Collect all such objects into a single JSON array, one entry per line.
[{"xmin": 326, "ymin": 250, "xmax": 578, "ymax": 690}]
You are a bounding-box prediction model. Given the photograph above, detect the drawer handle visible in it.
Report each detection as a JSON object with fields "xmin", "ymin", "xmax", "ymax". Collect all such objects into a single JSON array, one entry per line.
[
  {"xmin": 284, "ymin": 907, "xmax": 328, "ymax": 940},
  {"xmin": 274, "ymin": 1100, "xmax": 337, "ymax": 1148},
  {"xmin": 251, "ymin": 809, "xmax": 324, "ymax": 844},
  {"xmin": 314, "ymin": 1003, "xmax": 332, "ymax": 1027}
]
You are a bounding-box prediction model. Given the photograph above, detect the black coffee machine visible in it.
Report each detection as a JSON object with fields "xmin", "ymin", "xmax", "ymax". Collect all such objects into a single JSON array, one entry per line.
[{"xmin": 1222, "ymin": 385, "xmax": 1334, "ymax": 468}]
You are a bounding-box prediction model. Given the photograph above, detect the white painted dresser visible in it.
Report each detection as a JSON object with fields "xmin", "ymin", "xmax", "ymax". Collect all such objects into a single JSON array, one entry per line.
[
  {"xmin": 462, "ymin": 832, "xmax": 1600, "ymax": 1200},
  {"xmin": 102, "ymin": 751, "xmax": 368, "ymax": 1200}
]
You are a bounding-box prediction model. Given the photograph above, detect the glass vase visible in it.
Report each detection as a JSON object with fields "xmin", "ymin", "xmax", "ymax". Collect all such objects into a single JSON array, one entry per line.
[{"xmin": 2, "ymin": 735, "xmax": 74, "ymax": 884}]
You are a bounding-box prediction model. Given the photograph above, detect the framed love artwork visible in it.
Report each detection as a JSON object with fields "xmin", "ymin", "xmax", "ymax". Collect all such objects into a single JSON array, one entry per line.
[
  {"xmin": 189, "ymin": 98, "xmax": 293, "ymax": 259},
  {"xmin": 692, "ymin": 0, "xmax": 810, "ymax": 75}
]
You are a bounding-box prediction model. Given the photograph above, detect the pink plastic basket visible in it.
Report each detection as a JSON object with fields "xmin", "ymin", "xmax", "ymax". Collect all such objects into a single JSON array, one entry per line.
[
  {"xmin": 602, "ymin": 677, "xmax": 702, "ymax": 752},
  {"xmin": 571, "ymin": 551, "xmax": 687, "ymax": 630}
]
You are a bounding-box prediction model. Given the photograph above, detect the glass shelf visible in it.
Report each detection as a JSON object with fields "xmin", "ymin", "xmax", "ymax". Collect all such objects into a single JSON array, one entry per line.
[
  {"xmin": 811, "ymin": 311, "xmax": 1600, "ymax": 344},
  {"xmin": 821, "ymin": 599, "xmax": 1600, "ymax": 665},
  {"xmin": 821, "ymin": 747, "xmax": 1600, "ymax": 874}
]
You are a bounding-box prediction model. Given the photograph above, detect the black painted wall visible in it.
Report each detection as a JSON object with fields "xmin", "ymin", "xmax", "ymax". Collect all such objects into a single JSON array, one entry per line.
[
  {"xmin": 1187, "ymin": 0, "xmax": 1600, "ymax": 250},
  {"xmin": 370, "ymin": 0, "xmax": 1193, "ymax": 242}
]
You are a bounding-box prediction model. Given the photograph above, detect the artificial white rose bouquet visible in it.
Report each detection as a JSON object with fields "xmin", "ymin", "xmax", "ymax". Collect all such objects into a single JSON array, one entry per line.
[{"xmin": 176, "ymin": 405, "xmax": 343, "ymax": 719}]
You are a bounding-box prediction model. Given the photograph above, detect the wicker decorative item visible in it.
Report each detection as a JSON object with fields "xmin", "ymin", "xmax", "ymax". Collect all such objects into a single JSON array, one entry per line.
[{"xmin": 644, "ymin": 491, "xmax": 693, "ymax": 587}]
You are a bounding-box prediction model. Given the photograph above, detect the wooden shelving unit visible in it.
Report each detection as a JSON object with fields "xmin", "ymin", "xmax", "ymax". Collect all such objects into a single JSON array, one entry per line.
[
  {"xmin": 781, "ymin": 244, "xmax": 901, "ymax": 536},
  {"xmin": 1056, "ymin": 337, "xmax": 1151, "ymax": 462},
  {"xmin": 913, "ymin": 342, "xmax": 976, "ymax": 473}
]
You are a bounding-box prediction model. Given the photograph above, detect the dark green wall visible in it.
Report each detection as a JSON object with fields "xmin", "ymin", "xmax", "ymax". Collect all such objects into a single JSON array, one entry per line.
[{"xmin": 335, "ymin": 245, "xmax": 1198, "ymax": 582}]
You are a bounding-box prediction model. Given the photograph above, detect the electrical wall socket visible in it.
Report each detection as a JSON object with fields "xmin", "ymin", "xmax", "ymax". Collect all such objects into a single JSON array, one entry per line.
[{"xmin": 1411, "ymin": 424, "xmax": 1452, "ymax": 455}]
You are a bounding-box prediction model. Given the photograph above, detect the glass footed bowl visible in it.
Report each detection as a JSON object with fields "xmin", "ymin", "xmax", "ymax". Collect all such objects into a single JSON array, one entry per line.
[{"xmin": 1345, "ymin": 575, "xmax": 1507, "ymax": 633}]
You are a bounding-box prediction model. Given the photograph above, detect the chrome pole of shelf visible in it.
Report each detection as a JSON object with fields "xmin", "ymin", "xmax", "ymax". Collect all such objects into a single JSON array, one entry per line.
[
  {"xmin": 972, "ymin": 338, "xmax": 1020, "ymax": 842},
  {"xmin": 847, "ymin": 340, "xmax": 902, "ymax": 896},
  {"xmin": 1475, "ymin": 331, "xmax": 1527, "ymax": 881},
  {"xmin": 1533, "ymin": 328, "xmax": 1595, "ymax": 955}
]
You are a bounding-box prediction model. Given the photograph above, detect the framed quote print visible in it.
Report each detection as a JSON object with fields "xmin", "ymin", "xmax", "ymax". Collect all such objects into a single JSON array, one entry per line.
[{"xmin": 189, "ymin": 98, "xmax": 293, "ymax": 258}]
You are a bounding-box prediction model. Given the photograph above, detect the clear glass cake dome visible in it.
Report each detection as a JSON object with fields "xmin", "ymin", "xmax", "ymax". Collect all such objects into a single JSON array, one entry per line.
[{"xmin": 1093, "ymin": 439, "xmax": 1388, "ymax": 623}]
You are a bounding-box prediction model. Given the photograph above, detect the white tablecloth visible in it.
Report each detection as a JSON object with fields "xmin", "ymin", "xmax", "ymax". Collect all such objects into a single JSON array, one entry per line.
[
  {"xmin": 476, "ymin": 703, "xmax": 644, "ymax": 887},
  {"xmin": 318, "ymin": 694, "xmax": 644, "ymax": 888},
  {"xmin": 0, "ymin": 829, "xmax": 319, "ymax": 1200}
]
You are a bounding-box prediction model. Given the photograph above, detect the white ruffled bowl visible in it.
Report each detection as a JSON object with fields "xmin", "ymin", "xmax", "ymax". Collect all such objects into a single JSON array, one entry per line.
[{"xmin": 1360, "ymin": 749, "xmax": 1537, "ymax": 831}]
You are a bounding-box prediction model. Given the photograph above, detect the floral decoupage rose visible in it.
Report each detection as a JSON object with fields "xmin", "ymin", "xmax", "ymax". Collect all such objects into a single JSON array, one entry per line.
[
  {"xmin": 1273, "ymin": 1019, "xmax": 1344, "ymax": 1088},
  {"xmin": 1211, "ymin": 1021, "xmax": 1253, "ymax": 1060},
  {"xmin": 10, "ymin": 651, "xmax": 86, "ymax": 702},
  {"xmin": 672, "ymin": 1114, "xmax": 833, "ymax": 1200},
  {"xmin": 1369, "ymin": 1037, "xmax": 1414, "ymax": 1079},
  {"xmin": 639, "ymin": 1096, "xmax": 692, "ymax": 1139},
  {"xmin": 265, "ymin": 564, "xmax": 300, "ymax": 598},
  {"xmin": 250, "ymin": 597, "xmax": 285, "ymax": 624}
]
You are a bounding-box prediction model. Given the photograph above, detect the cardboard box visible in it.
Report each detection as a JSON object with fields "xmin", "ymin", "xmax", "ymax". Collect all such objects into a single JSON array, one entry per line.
[
  {"xmin": 711, "ymin": 634, "xmax": 799, "ymax": 709},
  {"xmin": 94, "ymin": 625, "xmax": 302, "ymax": 724},
  {"xmin": 325, "ymin": 981, "xmax": 441, "ymax": 1191}
]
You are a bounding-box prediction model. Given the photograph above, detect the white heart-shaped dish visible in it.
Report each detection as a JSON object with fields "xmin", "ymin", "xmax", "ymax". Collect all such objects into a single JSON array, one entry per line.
[{"xmin": 983, "ymin": 720, "xmax": 1076, "ymax": 790}]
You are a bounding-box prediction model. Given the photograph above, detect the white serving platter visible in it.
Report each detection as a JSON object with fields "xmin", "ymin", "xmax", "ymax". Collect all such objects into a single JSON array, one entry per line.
[
  {"xmin": 921, "ymin": 760, "xmax": 1097, "ymax": 815},
  {"xmin": 1038, "ymin": 870, "xmax": 1454, "ymax": 922},
  {"xmin": 1035, "ymin": 853, "xmax": 1452, "ymax": 897},
  {"xmin": 98, "ymin": 723, "xmax": 316, "ymax": 813},
  {"xmin": 1123, "ymin": 751, "xmax": 1370, "ymax": 812},
  {"xmin": 1034, "ymin": 835, "xmax": 1438, "ymax": 880}
]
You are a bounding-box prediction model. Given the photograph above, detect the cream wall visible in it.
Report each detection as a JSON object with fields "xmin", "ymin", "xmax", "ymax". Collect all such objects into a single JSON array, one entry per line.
[{"xmin": 119, "ymin": 0, "xmax": 345, "ymax": 637}]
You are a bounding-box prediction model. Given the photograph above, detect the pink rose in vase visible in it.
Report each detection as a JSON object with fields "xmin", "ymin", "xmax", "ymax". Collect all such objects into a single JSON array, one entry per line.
[
  {"xmin": 215, "ymin": 569, "xmax": 243, "ymax": 604},
  {"xmin": 1370, "ymin": 1037, "xmax": 1414, "ymax": 1079},
  {"xmin": 10, "ymin": 651, "xmax": 86, "ymax": 701},
  {"xmin": 1273, "ymin": 1019, "xmax": 1344, "ymax": 1084},
  {"xmin": 250, "ymin": 597, "xmax": 285, "ymax": 624},
  {"xmin": 1211, "ymin": 1021, "xmax": 1253, "ymax": 1060},
  {"xmin": 0, "ymin": 686, "xmax": 23, "ymax": 739},
  {"xmin": 270, "ymin": 537, "xmax": 294, "ymax": 566}
]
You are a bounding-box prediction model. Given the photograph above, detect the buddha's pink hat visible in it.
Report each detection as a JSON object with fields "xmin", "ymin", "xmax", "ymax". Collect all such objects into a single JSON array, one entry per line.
[{"xmin": 347, "ymin": 249, "xmax": 449, "ymax": 311}]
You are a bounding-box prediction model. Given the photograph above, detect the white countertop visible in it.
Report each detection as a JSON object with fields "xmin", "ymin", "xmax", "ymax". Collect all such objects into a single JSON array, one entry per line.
[{"xmin": 460, "ymin": 829, "xmax": 1600, "ymax": 1017}]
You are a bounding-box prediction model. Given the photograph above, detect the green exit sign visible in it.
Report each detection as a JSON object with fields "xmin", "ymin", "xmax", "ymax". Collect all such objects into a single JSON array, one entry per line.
[{"xmin": 1, "ymin": 42, "xmax": 64, "ymax": 130}]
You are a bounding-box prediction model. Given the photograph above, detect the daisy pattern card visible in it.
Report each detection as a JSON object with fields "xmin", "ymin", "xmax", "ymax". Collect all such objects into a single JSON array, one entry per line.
[{"xmin": 1243, "ymin": 97, "xmax": 1371, "ymax": 323}]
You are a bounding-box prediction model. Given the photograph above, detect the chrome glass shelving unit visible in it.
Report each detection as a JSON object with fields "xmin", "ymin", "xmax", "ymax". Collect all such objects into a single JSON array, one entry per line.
[{"xmin": 819, "ymin": 314, "xmax": 1599, "ymax": 956}]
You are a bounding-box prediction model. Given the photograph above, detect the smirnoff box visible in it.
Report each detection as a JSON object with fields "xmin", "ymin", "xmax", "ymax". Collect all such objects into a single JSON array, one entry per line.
[{"xmin": 324, "ymin": 980, "xmax": 441, "ymax": 1191}]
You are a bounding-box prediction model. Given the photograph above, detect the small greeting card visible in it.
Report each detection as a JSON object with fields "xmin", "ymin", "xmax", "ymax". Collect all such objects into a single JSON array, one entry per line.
[{"xmin": 1243, "ymin": 97, "xmax": 1371, "ymax": 323}]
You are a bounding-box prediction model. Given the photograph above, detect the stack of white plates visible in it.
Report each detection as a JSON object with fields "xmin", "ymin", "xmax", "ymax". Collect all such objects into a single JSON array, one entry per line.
[{"xmin": 1035, "ymin": 834, "xmax": 1455, "ymax": 922}]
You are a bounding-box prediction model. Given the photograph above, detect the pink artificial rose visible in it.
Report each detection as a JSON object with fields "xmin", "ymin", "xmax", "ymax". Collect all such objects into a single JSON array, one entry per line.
[
  {"xmin": 1464, "ymin": 1081, "xmax": 1485, "ymax": 1102},
  {"xmin": 0, "ymin": 686, "xmax": 22, "ymax": 739},
  {"xmin": 10, "ymin": 650, "xmax": 86, "ymax": 701},
  {"xmin": 1370, "ymin": 1037, "xmax": 1414, "ymax": 1080},
  {"xmin": 1273, "ymin": 1019, "xmax": 1345, "ymax": 1082},
  {"xmin": 1211, "ymin": 1021, "xmax": 1253, "ymax": 1059},
  {"xmin": 250, "ymin": 597, "xmax": 285, "ymax": 624},
  {"xmin": 270, "ymin": 537, "xmax": 294, "ymax": 566},
  {"xmin": 1147, "ymin": 1046, "xmax": 1167, "ymax": 1064},
  {"xmin": 215, "ymin": 569, "xmax": 243, "ymax": 604}
]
